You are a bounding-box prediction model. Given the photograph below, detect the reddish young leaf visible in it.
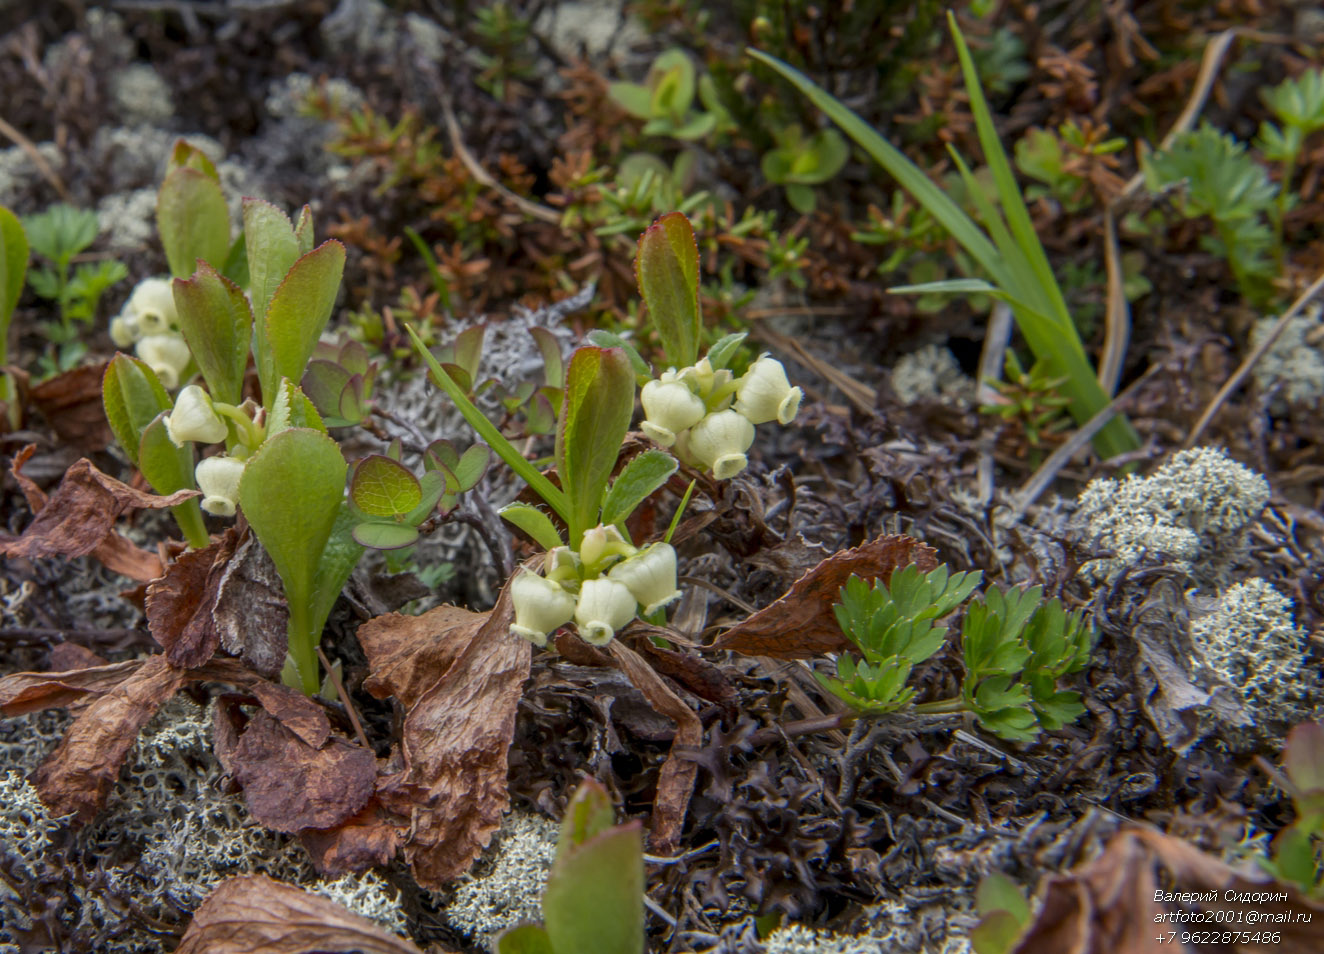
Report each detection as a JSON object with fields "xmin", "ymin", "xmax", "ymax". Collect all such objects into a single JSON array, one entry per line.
[
  {"xmin": 175, "ymin": 875, "xmax": 431, "ymax": 954},
  {"xmin": 711, "ymin": 534, "xmax": 939, "ymax": 658},
  {"xmin": 635, "ymin": 212, "xmax": 700, "ymax": 367}
]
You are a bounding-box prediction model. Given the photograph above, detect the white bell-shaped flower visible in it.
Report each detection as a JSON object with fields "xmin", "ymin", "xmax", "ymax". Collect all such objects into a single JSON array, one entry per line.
[
  {"xmin": 125, "ymin": 277, "xmax": 179, "ymax": 336},
  {"xmin": 136, "ymin": 333, "xmax": 192, "ymax": 390},
  {"xmin": 735, "ymin": 355, "xmax": 802, "ymax": 425},
  {"xmin": 608, "ymin": 542, "xmax": 680, "ymax": 615},
  {"xmin": 579, "ymin": 523, "xmax": 632, "ymax": 570},
  {"xmin": 574, "ymin": 577, "xmax": 639, "ymax": 646},
  {"xmin": 510, "ymin": 570, "xmax": 576, "ymax": 647},
  {"xmin": 195, "ymin": 455, "xmax": 246, "ymax": 517},
  {"xmin": 687, "ymin": 409, "xmax": 755, "ymax": 480},
  {"xmin": 678, "ymin": 357, "xmax": 732, "ymax": 397},
  {"xmin": 165, "ymin": 385, "xmax": 228, "ymax": 447},
  {"xmin": 640, "ymin": 378, "xmax": 705, "ymax": 447},
  {"xmin": 109, "ymin": 314, "xmax": 140, "ymax": 348}
]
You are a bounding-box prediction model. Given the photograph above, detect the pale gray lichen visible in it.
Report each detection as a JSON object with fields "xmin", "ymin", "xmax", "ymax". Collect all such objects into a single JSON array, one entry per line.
[
  {"xmin": 1191, "ymin": 578, "xmax": 1316, "ymax": 736},
  {"xmin": 535, "ymin": 0, "xmax": 648, "ymax": 62},
  {"xmin": 437, "ymin": 810, "xmax": 559, "ymax": 943},
  {"xmin": 1074, "ymin": 447, "xmax": 1270, "ymax": 586},
  {"xmin": 265, "ymin": 73, "xmax": 365, "ymax": 120},
  {"xmin": 762, "ymin": 924, "xmax": 880, "ymax": 954},
  {"xmin": 97, "ymin": 188, "xmax": 159, "ymax": 254},
  {"xmin": 0, "ymin": 141, "xmax": 64, "ymax": 206},
  {"xmin": 1250, "ymin": 305, "xmax": 1324, "ymax": 409},
  {"xmin": 0, "ymin": 699, "xmax": 407, "ymax": 952},
  {"xmin": 890, "ymin": 344, "xmax": 975, "ymax": 407},
  {"xmin": 110, "ymin": 64, "xmax": 174, "ymax": 125}
]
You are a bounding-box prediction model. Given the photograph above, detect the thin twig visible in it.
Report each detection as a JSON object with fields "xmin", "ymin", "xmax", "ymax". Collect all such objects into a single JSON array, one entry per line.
[
  {"xmin": 316, "ymin": 646, "xmax": 371, "ymax": 751},
  {"xmin": 0, "ymin": 115, "xmax": 68, "ymax": 200},
  {"xmin": 1184, "ymin": 271, "xmax": 1324, "ymax": 448}
]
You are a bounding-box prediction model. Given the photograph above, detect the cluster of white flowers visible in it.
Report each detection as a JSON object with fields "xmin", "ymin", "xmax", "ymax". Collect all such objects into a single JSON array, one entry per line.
[
  {"xmin": 161, "ymin": 383, "xmax": 247, "ymax": 516},
  {"xmin": 510, "ymin": 524, "xmax": 681, "ymax": 647},
  {"xmin": 641, "ymin": 352, "xmax": 801, "ymax": 480},
  {"xmin": 109, "ymin": 276, "xmax": 193, "ymax": 389}
]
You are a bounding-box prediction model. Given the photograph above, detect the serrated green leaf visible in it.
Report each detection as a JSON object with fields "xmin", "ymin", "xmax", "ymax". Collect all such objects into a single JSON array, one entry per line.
[
  {"xmin": 267, "ymin": 379, "xmax": 326, "ymax": 435},
  {"xmin": 243, "ymin": 198, "xmax": 300, "ymax": 325},
  {"xmin": 586, "ymin": 329, "xmax": 650, "ymax": 377},
  {"xmin": 166, "ymin": 139, "xmax": 220, "ymax": 180},
  {"xmin": 157, "ymin": 167, "xmax": 230, "ymax": 279},
  {"xmin": 500, "ymin": 503, "xmax": 564, "ymax": 552},
  {"xmin": 103, "ymin": 354, "xmax": 173, "ymax": 461},
  {"xmin": 293, "ymin": 205, "xmax": 315, "ymax": 254},
  {"xmin": 352, "ymin": 521, "xmax": 420, "ymax": 550},
  {"xmin": 171, "ymin": 261, "xmax": 252, "ymax": 406},
  {"xmin": 351, "ymin": 455, "xmax": 422, "ymax": 517},
  {"xmin": 557, "ymin": 346, "xmax": 635, "ymax": 547},
  {"xmin": 601, "ymin": 449, "xmax": 677, "ymax": 527},
  {"xmin": 705, "ymin": 332, "xmax": 747, "ymax": 371},
  {"xmin": 558, "ymin": 777, "xmax": 619, "ymax": 856},
  {"xmin": 260, "ymin": 240, "xmax": 345, "ymax": 406},
  {"xmin": 635, "ymin": 212, "xmax": 700, "ymax": 367}
]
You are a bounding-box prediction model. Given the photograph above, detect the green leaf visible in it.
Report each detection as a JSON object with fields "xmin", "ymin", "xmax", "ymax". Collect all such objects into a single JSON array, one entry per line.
[
  {"xmin": 529, "ymin": 326, "xmax": 564, "ymax": 388},
  {"xmin": 499, "ymin": 502, "xmax": 565, "ymax": 551},
  {"xmin": 0, "ymin": 205, "xmax": 29, "ymax": 344},
  {"xmin": 308, "ymin": 502, "xmax": 365, "ymax": 649},
  {"xmin": 350, "ymin": 455, "xmax": 422, "ymax": 517},
  {"xmin": 260, "ymin": 240, "xmax": 346, "ymax": 406},
  {"xmin": 975, "ymin": 873, "xmax": 1030, "ymax": 924},
  {"xmin": 166, "ymin": 139, "xmax": 220, "ymax": 179},
  {"xmin": 103, "ymin": 354, "xmax": 173, "ymax": 461},
  {"xmin": 586, "ymin": 330, "xmax": 650, "ymax": 377},
  {"xmin": 601, "ymin": 449, "xmax": 677, "ymax": 527},
  {"xmin": 1270, "ymin": 825, "xmax": 1318, "ymax": 891},
  {"xmin": 705, "ymin": 332, "xmax": 747, "ymax": 371},
  {"xmin": 238, "ymin": 427, "xmax": 348, "ymax": 640},
  {"xmin": 267, "ymin": 378, "xmax": 326, "ymax": 435},
  {"xmin": 635, "ymin": 212, "xmax": 700, "ymax": 367},
  {"xmin": 157, "ymin": 167, "xmax": 231, "ymax": 279},
  {"xmin": 785, "ymin": 182, "xmax": 816, "ymax": 214},
  {"xmin": 171, "ymin": 261, "xmax": 253, "ymax": 406},
  {"xmin": 544, "ymin": 824, "xmax": 644, "ymax": 954},
  {"xmin": 558, "ymin": 777, "xmax": 619, "ymax": 855},
  {"xmin": 607, "ymin": 81, "xmax": 653, "ymax": 119},
  {"xmin": 242, "ymin": 197, "xmax": 300, "ymax": 326},
  {"xmin": 453, "ymin": 444, "xmax": 491, "ymax": 491},
  {"xmin": 293, "ymin": 205, "xmax": 315, "ymax": 254},
  {"xmin": 557, "ymin": 346, "xmax": 635, "ymax": 546},
  {"xmin": 408, "ymin": 324, "xmax": 569, "ymax": 522},
  {"xmin": 494, "ymin": 923, "xmax": 556, "ymax": 954},
  {"xmin": 890, "ymin": 278, "xmax": 1000, "ymax": 296},
  {"xmin": 970, "ymin": 911, "xmax": 1026, "ymax": 954},
  {"xmin": 138, "ymin": 412, "xmax": 196, "ymax": 495},
  {"xmin": 22, "ymin": 204, "xmax": 98, "ymax": 265},
  {"xmin": 352, "ymin": 521, "xmax": 420, "ymax": 550}
]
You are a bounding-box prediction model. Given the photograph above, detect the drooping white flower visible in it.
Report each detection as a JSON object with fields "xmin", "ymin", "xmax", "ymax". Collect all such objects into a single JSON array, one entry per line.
[
  {"xmin": 578, "ymin": 523, "xmax": 632, "ymax": 571},
  {"xmin": 136, "ymin": 333, "xmax": 191, "ymax": 389},
  {"xmin": 608, "ymin": 542, "xmax": 680, "ymax": 615},
  {"xmin": 687, "ymin": 409, "xmax": 755, "ymax": 480},
  {"xmin": 195, "ymin": 455, "xmax": 246, "ymax": 517},
  {"xmin": 735, "ymin": 354, "xmax": 802, "ymax": 425},
  {"xmin": 574, "ymin": 577, "xmax": 638, "ymax": 645},
  {"xmin": 640, "ymin": 378, "xmax": 705, "ymax": 447},
  {"xmin": 125, "ymin": 277, "xmax": 178, "ymax": 336},
  {"xmin": 109, "ymin": 314, "xmax": 140, "ymax": 348},
  {"xmin": 510, "ymin": 571, "xmax": 577, "ymax": 647},
  {"xmin": 677, "ymin": 357, "xmax": 733, "ymax": 400},
  {"xmin": 164, "ymin": 385, "xmax": 227, "ymax": 447}
]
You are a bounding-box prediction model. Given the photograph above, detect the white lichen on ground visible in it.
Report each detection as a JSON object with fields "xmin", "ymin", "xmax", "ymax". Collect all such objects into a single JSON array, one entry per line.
[
  {"xmin": 1074, "ymin": 446, "xmax": 1270, "ymax": 586},
  {"xmin": 1251, "ymin": 304, "xmax": 1324, "ymax": 409},
  {"xmin": 1191, "ymin": 578, "xmax": 1316, "ymax": 734},
  {"xmin": 435, "ymin": 809, "xmax": 559, "ymax": 943},
  {"xmin": 890, "ymin": 344, "xmax": 975, "ymax": 407},
  {"xmin": 763, "ymin": 924, "xmax": 883, "ymax": 954},
  {"xmin": 0, "ymin": 699, "xmax": 406, "ymax": 953}
]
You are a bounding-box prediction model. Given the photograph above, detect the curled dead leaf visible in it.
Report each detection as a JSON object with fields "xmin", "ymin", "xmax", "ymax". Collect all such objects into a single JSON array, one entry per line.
[
  {"xmin": 175, "ymin": 875, "xmax": 432, "ymax": 954},
  {"xmin": 146, "ymin": 529, "xmax": 241, "ymax": 668},
  {"xmin": 300, "ymin": 797, "xmax": 404, "ymax": 877},
  {"xmin": 711, "ymin": 533, "xmax": 938, "ymax": 658},
  {"xmin": 29, "ymin": 361, "xmax": 114, "ymax": 453},
  {"xmin": 363, "ymin": 586, "xmax": 530, "ymax": 888}
]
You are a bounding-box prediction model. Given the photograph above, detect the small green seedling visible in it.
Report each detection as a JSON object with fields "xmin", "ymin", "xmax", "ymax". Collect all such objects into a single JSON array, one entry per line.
[
  {"xmin": 608, "ymin": 49, "xmax": 722, "ymax": 141},
  {"xmin": 347, "ymin": 441, "xmax": 491, "ymax": 550},
  {"xmin": 1015, "ymin": 120, "xmax": 1126, "ymax": 213},
  {"xmin": 760, "ymin": 123, "xmax": 850, "ymax": 213},
  {"xmin": 980, "ymin": 353, "xmax": 1073, "ymax": 450},
  {"xmin": 750, "ymin": 13, "xmax": 1141, "ymax": 460},
  {"xmin": 23, "ymin": 203, "xmax": 127, "ymax": 376},
  {"xmin": 493, "ymin": 777, "xmax": 645, "ymax": 954},
  {"xmin": 0, "ymin": 205, "xmax": 28, "ymax": 430},
  {"xmin": 823, "ymin": 564, "xmax": 1095, "ymax": 742},
  {"xmin": 302, "ymin": 339, "xmax": 378, "ymax": 427}
]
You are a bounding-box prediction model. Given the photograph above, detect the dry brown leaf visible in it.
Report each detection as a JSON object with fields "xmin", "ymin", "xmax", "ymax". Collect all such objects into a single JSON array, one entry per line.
[
  {"xmin": 711, "ymin": 534, "xmax": 938, "ymax": 658},
  {"xmin": 175, "ymin": 875, "xmax": 431, "ymax": 954},
  {"xmin": 369, "ymin": 588, "xmax": 530, "ymax": 888},
  {"xmin": 1, "ymin": 454, "xmax": 197, "ymax": 563},
  {"xmin": 608, "ymin": 640, "xmax": 702, "ymax": 855},
  {"xmin": 632, "ymin": 630, "xmax": 738, "ymax": 712},
  {"xmin": 215, "ymin": 707, "xmax": 376, "ymax": 834},
  {"xmin": 146, "ymin": 529, "xmax": 241, "ymax": 668},
  {"xmin": 46, "ymin": 643, "xmax": 109, "ymax": 671},
  {"xmin": 0, "ymin": 657, "xmax": 147, "ymax": 716},
  {"xmin": 1012, "ymin": 828, "xmax": 1324, "ymax": 954},
  {"xmin": 33, "ymin": 655, "xmax": 187, "ymax": 821},
  {"xmin": 358, "ymin": 603, "xmax": 476, "ymax": 707},
  {"xmin": 29, "ymin": 360, "xmax": 113, "ymax": 453},
  {"xmin": 300, "ymin": 797, "xmax": 404, "ymax": 877}
]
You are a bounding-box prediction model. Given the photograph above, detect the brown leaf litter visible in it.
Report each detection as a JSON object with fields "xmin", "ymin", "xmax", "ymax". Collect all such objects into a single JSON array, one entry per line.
[{"xmin": 712, "ymin": 533, "xmax": 939, "ymax": 657}]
